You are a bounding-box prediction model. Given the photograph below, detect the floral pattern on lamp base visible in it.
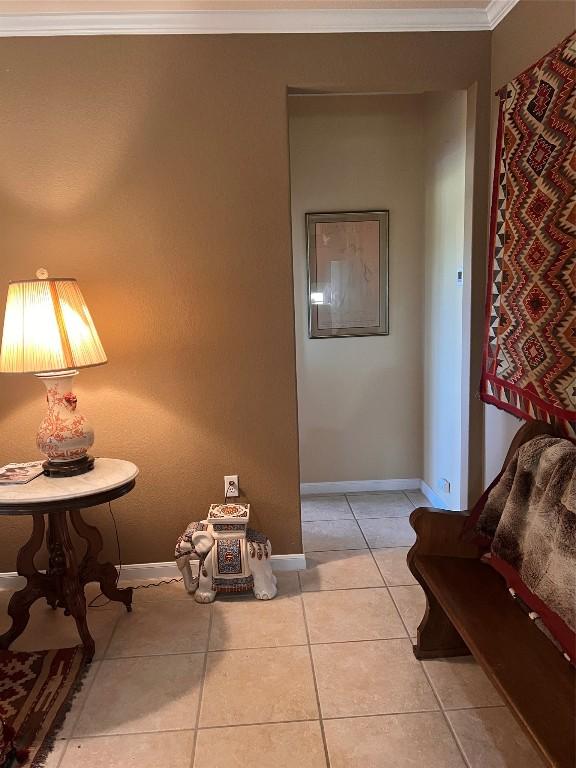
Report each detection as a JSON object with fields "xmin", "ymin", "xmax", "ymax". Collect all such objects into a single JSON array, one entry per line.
[{"xmin": 35, "ymin": 370, "xmax": 94, "ymax": 469}]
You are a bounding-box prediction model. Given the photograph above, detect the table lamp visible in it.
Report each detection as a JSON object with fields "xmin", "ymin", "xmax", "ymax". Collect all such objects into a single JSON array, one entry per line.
[{"xmin": 0, "ymin": 270, "xmax": 107, "ymax": 477}]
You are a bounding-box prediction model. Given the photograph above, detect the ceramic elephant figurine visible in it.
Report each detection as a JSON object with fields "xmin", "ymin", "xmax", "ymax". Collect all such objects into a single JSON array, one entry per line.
[{"xmin": 175, "ymin": 520, "xmax": 277, "ymax": 603}]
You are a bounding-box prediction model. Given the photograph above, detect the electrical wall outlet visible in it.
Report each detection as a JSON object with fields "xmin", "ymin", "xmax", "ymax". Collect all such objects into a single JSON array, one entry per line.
[
  {"xmin": 439, "ymin": 478, "xmax": 451, "ymax": 494},
  {"xmin": 224, "ymin": 475, "xmax": 239, "ymax": 498}
]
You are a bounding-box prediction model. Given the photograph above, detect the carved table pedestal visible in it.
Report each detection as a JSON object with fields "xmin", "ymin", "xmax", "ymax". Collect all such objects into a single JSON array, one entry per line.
[{"xmin": 0, "ymin": 458, "xmax": 138, "ymax": 662}]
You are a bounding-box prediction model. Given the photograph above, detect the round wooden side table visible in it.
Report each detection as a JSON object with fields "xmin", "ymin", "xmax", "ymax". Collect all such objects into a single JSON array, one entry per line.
[{"xmin": 0, "ymin": 458, "xmax": 138, "ymax": 662}]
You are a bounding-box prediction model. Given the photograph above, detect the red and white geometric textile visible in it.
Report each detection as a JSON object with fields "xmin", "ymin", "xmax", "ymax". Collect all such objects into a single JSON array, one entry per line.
[{"xmin": 481, "ymin": 32, "xmax": 576, "ymax": 436}]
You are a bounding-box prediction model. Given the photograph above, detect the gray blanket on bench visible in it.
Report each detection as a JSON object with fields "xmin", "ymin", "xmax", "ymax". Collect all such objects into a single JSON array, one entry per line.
[{"xmin": 477, "ymin": 434, "xmax": 576, "ymax": 636}]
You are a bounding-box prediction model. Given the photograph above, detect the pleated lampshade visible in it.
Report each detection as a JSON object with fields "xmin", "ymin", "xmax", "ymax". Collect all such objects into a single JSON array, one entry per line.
[{"xmin": 0, "ymin": 278, "xmax": 107, "ymax": 374}]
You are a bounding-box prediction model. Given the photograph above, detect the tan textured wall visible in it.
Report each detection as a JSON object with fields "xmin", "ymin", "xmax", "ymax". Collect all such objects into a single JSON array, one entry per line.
[
  {"xmin": 0, "ymin": 33, "xmax": 491, "ymax": 570},
  {"xmin": 289, "ymin": 94, "xmax": 425, "ymax": 484},
  {"xmin": 484, "ymin": 0, "xmax": 575, "ymax": 484}
]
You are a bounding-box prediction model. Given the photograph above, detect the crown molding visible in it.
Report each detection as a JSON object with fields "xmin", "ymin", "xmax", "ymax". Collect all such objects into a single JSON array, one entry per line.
[
  {"xmin": 0, "ymin": 2, "xmax": 520, "ymax": 37},
  {"xmin": 485, "ymin": 0, "xmax": 519, "ymax": 28}
]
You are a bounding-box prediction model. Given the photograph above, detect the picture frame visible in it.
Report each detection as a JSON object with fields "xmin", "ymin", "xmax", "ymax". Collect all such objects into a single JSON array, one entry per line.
[{"xmin": 306, "ymin": 210, "xmax": 389, "ymax": 339}]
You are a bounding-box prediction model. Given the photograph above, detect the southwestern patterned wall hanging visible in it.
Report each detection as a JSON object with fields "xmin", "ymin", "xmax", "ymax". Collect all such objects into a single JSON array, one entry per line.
[{"xmin": 481, "ymin": 32, "xmax": 576, "ymax": 436}]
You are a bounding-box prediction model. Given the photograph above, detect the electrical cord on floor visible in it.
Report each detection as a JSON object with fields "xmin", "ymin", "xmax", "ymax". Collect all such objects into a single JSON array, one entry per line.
[
  {"xmin": 88, "ymin": 502, "xmax": 183, "ymax": 609},
  {"xmin": 88, "ymin": 484, "xmax": 238, "ymax": 608}
]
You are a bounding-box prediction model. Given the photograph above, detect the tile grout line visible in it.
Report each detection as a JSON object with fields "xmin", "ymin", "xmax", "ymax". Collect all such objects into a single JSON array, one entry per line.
[
  {"xmin": 197, "ymin": 705, "xmax": 507, "ymax": 729},
  {"xmin": 348, "ymin": 489, "xmax": 417, "ymax": 518},
  {"xmin": 366, "ymin": 553, "xmax": 470, "ymax": 763},
  {"xmin": 51, "ymin": 734, "xmax": 69, "ymax": 768},
  {"xmin": 304, "ymin": 514, "xmax": 413, "ymax": 522},
  {"xmin": 344, "ymin": 496, "xmax": 409, "ymax": 636},
  {"xmin": 348, "ymin": 490, "xmax": 418, "ymax": 549},
  {"xmin": 343, "ymin": 496, "xmax": 413, "ymax": 642},
  {"xmin": 51, "ymin": 603, "xmax": 124, "ymax": 767},
  {"xmin": 65, "ymin": 603, "xmax": 124, "ymax": 744},
  {"xmin": 303, "ymin": 545, "xmax": 369, "ymax": 553},
  {"xmin": 344, "ymin": 495, "xmax": 409, "ymax": 627},
  {"xmin": 75, "ymin": 579, "xmax": 423, "ymax": 660},
  {"xmin": 103, "ymin": 648, "xmax": 208, "ymax": 661},
  {"xmin": 189, "ymin": 604, "xmax": 214, "ymax": 768},
  {"xmin": 363, "ymin": 499, "xmax": 472, "ymax": 768},
  {"xmin": 345, "ymin": 496, "xmax": 405, "ymax": 610},
  {"xmin": 360, "ymin": 524, "xmax": 413, "ymax": 642},
  {"xmin": 299, "ymin": 591, "xmax": 332, "ymax": 768},
  {"xmin": 59, "ymin": 728, "xmax": 198, "ymax": 744},
  {"xmin": 62, "ymin": 659, "xmax": 102, "ymax": 736},
  {"xmin": 303, "ymin": 545, "xmax": 415, "ymax": 553},
  {"xmin": 346, "ymin": 493, "xmax": 470, "ymax": 766},
  {"xmin": 387, "ymin": 586, "xmax": 415, "ymax": 634},
  {"xmin": 419, "ymin": 662, "xmax": 472, "ymax": 768},
  {"xmin": 97, "ymin": 602, "xmax": 125, "ymax": 660},
  {"xmin": 344, "ymin": 495, "xmax": 378, "ymax": 555},
  {"xmin": 49, "ymin": 705, "xmax": 511, "ymax": 744},
  {"xmin": 301, "ymin": 578, "xmax": 417, "ymax": 592},
  {"xmin": 103, "ymin": 632, "xmax": 419, "ymax": 658},
  {"xmin": 61, "ymin": 724, "xmax": 311, "ymax": 742},
  {"xmin": 356, "ymin": 493, "xmax": 422, "ymax": 638},
  {"xmin": 48, "ymin": 705, "xmax": 513, "ymax": 750}
]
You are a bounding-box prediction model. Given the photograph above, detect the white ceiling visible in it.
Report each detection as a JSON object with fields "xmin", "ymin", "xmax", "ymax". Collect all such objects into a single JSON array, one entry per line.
[{"xmin": 0, "ymin": 0, "xmax": 520, "ymax": 36}]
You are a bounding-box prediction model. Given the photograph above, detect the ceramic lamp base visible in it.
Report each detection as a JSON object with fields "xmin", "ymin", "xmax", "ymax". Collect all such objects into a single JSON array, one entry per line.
[
  {"xmin": 42, "ymin": 455, "xmax": 95, "ymax": 478},
  {"xmin": 36, "ymin": 370, "xmax": 96, "ymax": 473}
]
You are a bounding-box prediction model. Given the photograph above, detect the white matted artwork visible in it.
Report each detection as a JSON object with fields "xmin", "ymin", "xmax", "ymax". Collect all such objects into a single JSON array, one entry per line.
[{"xmin": 306, "ymin": 211, "xmax": 389, "ymax": 338}]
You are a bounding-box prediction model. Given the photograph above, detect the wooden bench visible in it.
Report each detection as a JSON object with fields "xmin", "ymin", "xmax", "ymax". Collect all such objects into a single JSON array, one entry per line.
[{"xmin": 408, "ymin": 421, "xmax": 576, "ymax": 768}]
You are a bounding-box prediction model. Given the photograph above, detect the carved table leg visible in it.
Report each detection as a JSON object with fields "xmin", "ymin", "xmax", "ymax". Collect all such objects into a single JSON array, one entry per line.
[
  {"xmin": 0, "ymin": 514, "xmax": 49, "ymax": 650},
  {"xmin": 70, "ymin": 510, "xmax": 133, "ymax": 612},
  {"xmin": 49, "ymin": 511, "xmax": 95, "ymax": 662},
  {"xmin": 46, "ymin": 514, "xmax": 66, "ymax": 611}
]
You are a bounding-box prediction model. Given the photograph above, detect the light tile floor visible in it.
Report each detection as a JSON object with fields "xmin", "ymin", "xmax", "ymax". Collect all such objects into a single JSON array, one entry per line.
[{"xmin": 0, "ymin": 491, "xmax": 545, "ymax": 767}]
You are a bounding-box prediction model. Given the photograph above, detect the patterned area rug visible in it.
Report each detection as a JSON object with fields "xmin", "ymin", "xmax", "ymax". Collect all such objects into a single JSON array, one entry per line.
[
  {"xmin": 481, "ymin": 32, "xmax": 576, "ymax": 435},
  {"xmin": 0, "ymin": 648, "xmax": 86, "ymax": 768}
]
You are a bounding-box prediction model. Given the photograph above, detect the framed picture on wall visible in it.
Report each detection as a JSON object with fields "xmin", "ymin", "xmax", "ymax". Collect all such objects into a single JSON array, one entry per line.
[{"xmin": 306, "ymin": 210, "xmax": 389, "ymax": 339}]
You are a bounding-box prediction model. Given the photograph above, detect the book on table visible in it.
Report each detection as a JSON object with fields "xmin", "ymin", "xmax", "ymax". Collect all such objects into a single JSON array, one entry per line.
[{"xmin": 0, "ymin": 461, "xmax": 44, "ymax": 484}]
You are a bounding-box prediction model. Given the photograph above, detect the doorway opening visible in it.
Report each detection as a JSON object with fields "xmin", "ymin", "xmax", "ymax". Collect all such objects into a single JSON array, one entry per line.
[{"xmin": 288, "ymin": 90, "xmax": 472, "ymax": 511}]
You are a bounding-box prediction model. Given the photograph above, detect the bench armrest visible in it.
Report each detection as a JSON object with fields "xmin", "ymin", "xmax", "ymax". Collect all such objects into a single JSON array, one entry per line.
[
  {"xmin": 409, "ymin": 507, "xmax": 481, "ymax": 559},
  {"xmin": 407, "ymin": 508, "xmax": 480, "ymax": 660}
]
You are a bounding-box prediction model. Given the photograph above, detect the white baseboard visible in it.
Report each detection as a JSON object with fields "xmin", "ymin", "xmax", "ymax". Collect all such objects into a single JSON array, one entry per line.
[
  {"xmin": 118, "ymin": 554, "xmax": 306, "ymax": 579},
  {"xmin": 269, "ymin": 554, "xmax": 307, "ymax": 571},
  {"xmin": 0, "ymin": 573, "xmax": 25, "ymax": 589},
  {"xmin": 300, "ymin": 478, "xmax": 421, "ymax": 495},
  {"xmin": 419, "ymin": 480, "xmax": 448, "ymax": 510},
  {"xmin": 119, "ymin": 561, "xmax": 180, "ymax": 581},
  {"xmin": 0, "ymin": 553, "xmax": 307, "ymax": 590},
  {"xmin": 299, "ymin": 476, "xmax": 448, "ymax": 510}
]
